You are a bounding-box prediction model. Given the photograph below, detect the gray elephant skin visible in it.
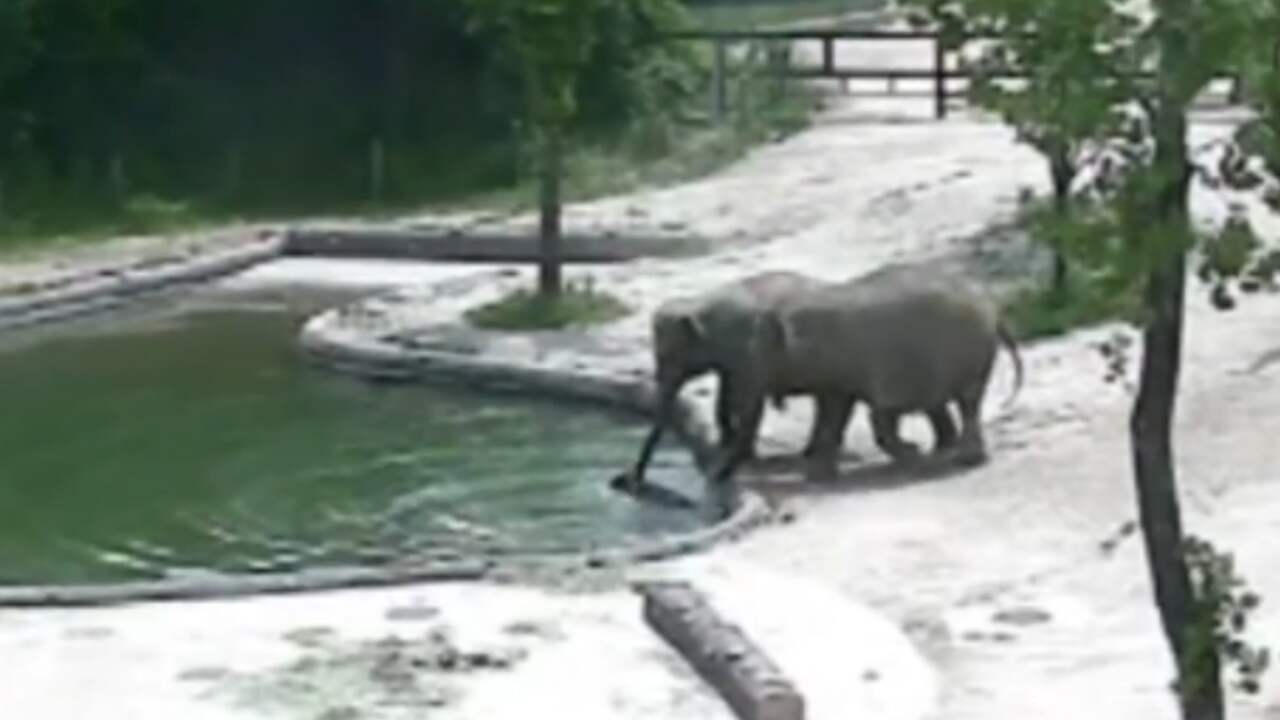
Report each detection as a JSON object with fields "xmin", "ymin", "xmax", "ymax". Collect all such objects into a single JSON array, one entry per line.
[
  {"xmin": 714, "ymin": 262, "xmax": 1024, "ymax": 484},
  {"xmin": 612, "ymin": 270, "xmax": 830, "ymax": 493}
]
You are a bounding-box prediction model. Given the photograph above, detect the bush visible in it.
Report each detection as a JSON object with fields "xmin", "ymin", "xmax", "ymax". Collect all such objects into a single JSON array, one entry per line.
[
  {"xmin": 465, "ymin": 280, "xmax": 631, "ymax": 330},
  {"xmin": 1002, "ymin": 269, "xmax": 1138, "ymax": 340},
  {"xmin": 117, "ymin": 194, "xmax": 195, "ymax": 235},
  {"xmin": 1000, "ymin": 196, "xmax": 1140, "ymax": 340}
]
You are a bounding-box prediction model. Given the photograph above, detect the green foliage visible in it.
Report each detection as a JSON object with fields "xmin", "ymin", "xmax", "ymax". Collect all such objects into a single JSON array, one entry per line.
[
  {"xmin": 685, "ymin": 0, "xmax": 885, "ymax": 30},
  {"xmin": 900, "ymin": 0, "xmax": 1145, "ymax": 296},
  {"xmin": 464, "ymin": 0, "xmax": 601, "ymax": 133},
  {"xmin": 1229, "ymin": 3, "xmax": 1280, "ymax": 226},
  {"xmin": 464, "ymin": 0, "xmax": 692, "ymax": 136},
  {"xmin": 116, "ymin": 194, "xmax": 193, "ymax": 235},
  {"xmin": 905, "ymin": 3, "xmax": 1280, "ymax": 716},
  {"xmin": 1003, "ymin": 268, "xmax": 1138, "ymax": 340},
  {"xmin": 465, "ymin": 279, "xmax": 631, "ymax": 330},
  {"xmin": 927, "ymin": 0, "xmax": 1134, "ymax": 153},
  {"xmin": 999, "ymin": 198, "xmax": 1139, "ymax": 338},
  {"xmin": 0, "ymin": 0, "xmax": 810, "ymax": 252},
  {"xmin": 1181, "ymin": 536, "xmax": 1271, "ymax": 699}
]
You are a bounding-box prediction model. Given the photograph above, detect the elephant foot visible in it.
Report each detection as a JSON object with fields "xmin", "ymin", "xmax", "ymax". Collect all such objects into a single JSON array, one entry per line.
[
  {"xmin": 952, "ymin": 447, "xmax": 989, "ymax": 468},
  {"xmin": 933, "ymin": 437, "xmax": 959, "ymax": 454},
  {"xmin": 719, "ymin": 440, "xmax": 755, "ymax": 462},
  {"xmin": 885, "ymin": 441, "xmax": 922, "ymax": 465},
  {"xmin": 942, "ymin": 442, "xmax": 988, "ymax": 468},
  {"xmin": 708, "ymin": 455, "xmax": 739, "ymax": 484},
  {"xmin": 801, "ymin": 446, "xmax": 824, "ymax": 463},
  {"xmin": 609, "ymin": 469, "xmax": 643, "ymax": 494},
  {"xmin": 803, "ymin": 457, "xmax": 840, "ymax": 484}
]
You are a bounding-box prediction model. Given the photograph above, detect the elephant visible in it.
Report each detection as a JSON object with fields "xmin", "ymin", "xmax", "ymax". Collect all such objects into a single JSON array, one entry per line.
[
  {"xmin": 712, "ymin": 261, "xmax": 1024, "ymax": 484},
  {"xmin": 611, "ymin": 270, "xmax": 834, "ymax": 493}
]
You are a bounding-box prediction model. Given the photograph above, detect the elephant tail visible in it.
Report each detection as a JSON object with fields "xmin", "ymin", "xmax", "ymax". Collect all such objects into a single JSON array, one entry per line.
[{"xmin": 997, "ymin": 319, "xmax": 1024, "ymax": 409}]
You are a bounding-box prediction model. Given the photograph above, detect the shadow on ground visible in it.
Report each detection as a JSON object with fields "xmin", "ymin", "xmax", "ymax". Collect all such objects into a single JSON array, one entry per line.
[{"xmin": 739, "ymin": 451, "xmax": 983, "ymax": 501}]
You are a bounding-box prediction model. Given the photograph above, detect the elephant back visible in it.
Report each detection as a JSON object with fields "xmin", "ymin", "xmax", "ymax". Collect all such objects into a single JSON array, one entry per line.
[{"xmin": 770, "ymin": 263, "xmax": 1002, "ymax": 408}]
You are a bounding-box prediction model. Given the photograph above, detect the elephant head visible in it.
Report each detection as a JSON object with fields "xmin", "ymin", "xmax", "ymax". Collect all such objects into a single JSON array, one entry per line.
[
  {"xmin": 650, "ymin": 297, "xmax": 715, "ymax": 402},
  {"xmin": 612, "ymin": 271, "xmax": 830, "ymax": 493}
]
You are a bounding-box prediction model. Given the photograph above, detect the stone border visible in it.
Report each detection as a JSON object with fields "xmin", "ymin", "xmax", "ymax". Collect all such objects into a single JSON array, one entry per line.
[
  {"xmin": 638, "ymin": 580, "xmax": 805, "ymax": 720},
  {"xmin": 0, "ymin": 222, "xmax": 714, "ymax": 333},
  {"xmin": 0, "ymin": 561, "xmax": 492, "ymax": 609},
  {"xmin": 0, "ymin": 234, "xmax": 285, "ymax": 332},
  {"xmin": 281, "ymin": 224, "xmax": 711, "ymax": 263}
]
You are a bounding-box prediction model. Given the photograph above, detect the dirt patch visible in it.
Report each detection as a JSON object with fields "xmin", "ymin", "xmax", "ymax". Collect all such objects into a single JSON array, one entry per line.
[{"xmin": 200, "ymin": 626, "xmax": 533, "ymax": 719}]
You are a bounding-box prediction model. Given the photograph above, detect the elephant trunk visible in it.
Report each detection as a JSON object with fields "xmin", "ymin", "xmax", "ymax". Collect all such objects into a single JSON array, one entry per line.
[{"xmin": 620, "ymin": 374, "xmax": 684, "ymax": 490}]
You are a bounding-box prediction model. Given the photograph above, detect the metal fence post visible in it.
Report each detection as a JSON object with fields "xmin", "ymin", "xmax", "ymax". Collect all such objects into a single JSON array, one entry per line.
[
  {"xmin": 933, "ymin": 35, "xmax": 947, "ymax": 119},
  {"xmin": 711, "ymin": 39, "xmax": 728, "ymax": 124}
]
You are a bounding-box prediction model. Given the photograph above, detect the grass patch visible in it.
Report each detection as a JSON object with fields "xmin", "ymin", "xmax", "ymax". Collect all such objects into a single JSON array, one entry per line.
[
  {"xmin": 1002, "ymin": 271, "xmax": 1139, "ymax": 341},
  {"xmin": 0, "ymin": 192, "xmax": 242, "ymax": 259},
  {"xmin": 465, "ymin": 281, "xmax": 631, "ymax": 331}
]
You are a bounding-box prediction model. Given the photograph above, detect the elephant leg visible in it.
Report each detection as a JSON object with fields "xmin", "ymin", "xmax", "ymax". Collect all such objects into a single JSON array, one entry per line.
[
  {"xmin": 712, "ymin": 392, "xmax": 765, "ymax": 484},
  {"xmin": 717, "ymin": 371, "xmax": 760, "ymax": 461},
  {"xmin": 611, "ymin": 387, "xmax": 679, "ymax": 492},
  {"xmin": 927, "ymin": 404, "xmax": 959, "ymax": 453},
  {"xmin": 715, "ymin": 371, "xmax": 738, "ymax": 450},
  {"xmin": 801, "ymin": 393, "xmax": 854, "ymax": 457},
  {"xmin": 951, "ymin": 384, "xmax": 989, "ymax": 467},
  {"xmin": 870, "ymin": 407, "xmax": 921, "ymax": 464},
  {"xmin": 804, "ymin": 393, "xmax": 855, "ymax": 483}
]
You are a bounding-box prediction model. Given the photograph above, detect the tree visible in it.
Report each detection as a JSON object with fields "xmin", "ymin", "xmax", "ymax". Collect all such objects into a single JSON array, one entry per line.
[
  {"xmin": 915, "ymin": 0, "xmax": 1128, "ymax": 294},
  {"xmin": 0, "ymin": 0, "xmax": 35, "ymax": 217},
  {"xmin": 904, "ymin": 1, "xmax": 1276, "ymax": 718},
  {"xmin": 463, "ymin": 0, "xmax": 605, "ymax": 299},
  {"xmin": 462, "ymin": 0, "xmax": 691, "ymax": 300}
]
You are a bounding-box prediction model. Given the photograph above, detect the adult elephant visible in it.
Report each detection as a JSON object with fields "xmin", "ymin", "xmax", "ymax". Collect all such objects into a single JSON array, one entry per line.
[
  {"xmin": 713, "ymin": 262, "xmax": 1024, "ymax": 484},
  {"xmin": 612, "ymin": 270, "xmax": 831, "ymax": 493}
]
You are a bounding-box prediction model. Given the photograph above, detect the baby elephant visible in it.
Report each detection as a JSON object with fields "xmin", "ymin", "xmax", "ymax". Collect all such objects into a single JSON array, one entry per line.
[
  {"xmin": 715, "ymin": 262, "xmax": 1024, "ymax": 484},
  {"xmin": 612, "ymin": 270, "xmax": 834, "ymax": 493}
]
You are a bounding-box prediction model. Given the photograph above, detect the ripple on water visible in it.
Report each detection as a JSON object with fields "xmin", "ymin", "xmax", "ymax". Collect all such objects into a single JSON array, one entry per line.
[{"xmin": 0, "ymin": 302, "xmax": 712, "ymax": 585}]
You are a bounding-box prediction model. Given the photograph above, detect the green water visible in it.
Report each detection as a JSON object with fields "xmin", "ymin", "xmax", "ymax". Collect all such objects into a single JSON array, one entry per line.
[{"xmin": 0, "ymin": 300, "xmax": 710, "ymax": 585}]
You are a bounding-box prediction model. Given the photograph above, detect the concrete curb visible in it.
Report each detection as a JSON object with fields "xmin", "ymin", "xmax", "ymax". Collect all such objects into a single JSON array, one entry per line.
[
  {"xmin": 0, "ymin": 561, "xmax": 491, "ymax": 609},
  {"xmin": 0, "ymin": 222, "xmax": 714, "ymax": 333},
  {"xmin": 281, "ymin": 224, "xmax": 712, "ymax": 263},
  {"xmin": 0, "ymin": 236, "xmax": 285, "ymax": 332}
]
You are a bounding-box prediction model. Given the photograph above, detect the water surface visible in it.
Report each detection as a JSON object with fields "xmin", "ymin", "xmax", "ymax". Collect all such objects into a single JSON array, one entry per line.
[{"xmin": 0, "ymin": 294, "xmax": 709, "ymax": 585}]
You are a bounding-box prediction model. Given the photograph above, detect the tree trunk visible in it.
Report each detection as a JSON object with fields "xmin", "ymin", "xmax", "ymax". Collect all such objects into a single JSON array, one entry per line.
[
  {"xmin": 538, "ymin": 129, "xmax": 563, "ymax": 299},
  {"xmin": 1049, "ymin": 150, "xmax": 1073, "ymax": 295},
  {"xmin": 1130, "ymin": 93, "xmax": 1224, "ymax": 720},
  {"xmin": 109, "ymin": 152, "xmax": 127, "ymax": 200},
  {"xmin": 369, "ymin": 136, "xmax": 385, "ymax": 203},
  {"xmin": 225, "ymin": 143, "xmax": 242, "ymax": 198}
]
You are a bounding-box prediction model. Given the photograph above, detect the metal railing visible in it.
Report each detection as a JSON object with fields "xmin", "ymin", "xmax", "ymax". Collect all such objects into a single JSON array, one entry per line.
[{"xmin": 667, "ymin": 28, "xmax": 1245, "ymax": 121}]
